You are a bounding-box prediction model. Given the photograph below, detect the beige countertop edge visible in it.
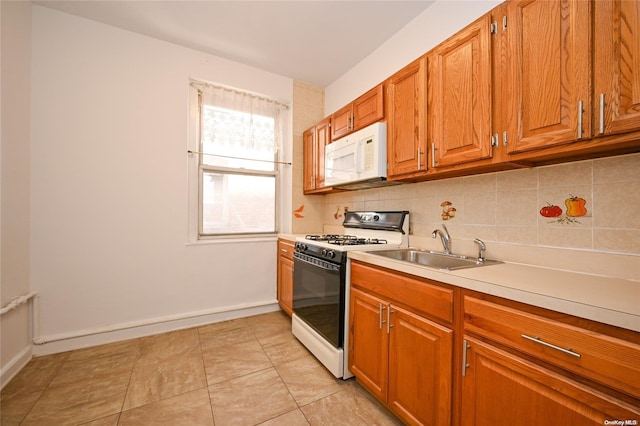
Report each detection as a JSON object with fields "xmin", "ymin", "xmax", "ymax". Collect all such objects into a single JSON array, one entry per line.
[
  {"xmin": 277, "ymin": 234, "xmax": 304, "ymax": 242},
  {"xmin": 347, "ymin": 251, "xmax": 640, "ymax": 333}
]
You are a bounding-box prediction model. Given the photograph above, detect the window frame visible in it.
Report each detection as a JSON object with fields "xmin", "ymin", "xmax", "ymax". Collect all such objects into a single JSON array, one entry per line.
[
  {"xmin": 197, "ymin": 164, "xmax": 279, "ymax": 238},
  {"xmin": 188, "ymin": 81, "xmax": 286, "ymax": 242}
]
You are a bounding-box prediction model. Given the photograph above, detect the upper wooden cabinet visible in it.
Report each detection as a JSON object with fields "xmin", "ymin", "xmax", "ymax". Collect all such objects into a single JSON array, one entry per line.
[
  {"xmin": 503, "ymin": 0, "xmax": 591, "ymax": 154},
  {"xmin": 429, "ymin": 14, "xmax": 493, "ymax": 168},
  {"xmin": 331, "ymin": 84, "xmax": 384, "ymax": 140},
  {"xmin": 386, "ymin": 57, "xmax": 428, "ymax": 180},
  {"xmin": 593, "ymin": 0, "xmax": 640, "ymax": 137},
  {"xmin": 303, "ymin": 117, "xmax": 332, "ymax": 194}
]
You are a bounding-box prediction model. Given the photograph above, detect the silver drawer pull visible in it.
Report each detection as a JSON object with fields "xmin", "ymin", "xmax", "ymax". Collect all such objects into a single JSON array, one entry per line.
[{"xmin": 521, "ymin": 334, "xmax": 581, "ymax": 358}]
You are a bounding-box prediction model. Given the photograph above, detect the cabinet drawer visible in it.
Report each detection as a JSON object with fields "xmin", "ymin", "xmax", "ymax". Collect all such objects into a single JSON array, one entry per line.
[
  {"xmin": 277, "ymin": 239, "xmax": 294, "ymax": 261},
  {"xmin": 463, "ymin": 295, "xmax": 640, "ymax": 398},
  {"xmin": 351, "ymin": 261, "xmax": 454, "ymax": 324}
]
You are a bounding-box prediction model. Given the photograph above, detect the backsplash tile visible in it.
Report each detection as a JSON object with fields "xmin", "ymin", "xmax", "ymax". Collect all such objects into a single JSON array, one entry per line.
[
  {"xmin": 594, "ymin": 182, "xmax": 640, "ymax": 229},
  {"xmin": 323, "ymin": 152, "xmax": 640, "ymax": 255}
]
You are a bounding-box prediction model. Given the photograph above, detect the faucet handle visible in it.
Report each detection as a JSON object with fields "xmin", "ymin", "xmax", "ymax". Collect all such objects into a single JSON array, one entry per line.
[{"xmin": 474, "ymin": 238, "xmax": 486, "ymax": 262}]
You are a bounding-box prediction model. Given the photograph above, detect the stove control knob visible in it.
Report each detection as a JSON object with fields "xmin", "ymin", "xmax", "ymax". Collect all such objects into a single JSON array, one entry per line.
[
  {"xmin": 327, "ymin": 250, "xmax": 336, "ymax": 259},
  {"xmin": 296, "ymin": 242, "xmax": 307, "ymax": 251}
]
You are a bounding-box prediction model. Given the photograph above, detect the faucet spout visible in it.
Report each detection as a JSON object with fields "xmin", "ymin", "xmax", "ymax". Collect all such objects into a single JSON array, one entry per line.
[
  {"xmin": 431, "ymin": 224, "xmax": 451, "ymax": 254},
  {"xmin": 474, "ymin": 238, "xmax": 486, "ymax": 262}
]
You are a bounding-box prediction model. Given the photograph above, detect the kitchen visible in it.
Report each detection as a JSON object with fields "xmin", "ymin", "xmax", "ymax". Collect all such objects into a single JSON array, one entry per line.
[{"xmin": 2, "ymin": 0, "xmax": 640, "ymax": 425}]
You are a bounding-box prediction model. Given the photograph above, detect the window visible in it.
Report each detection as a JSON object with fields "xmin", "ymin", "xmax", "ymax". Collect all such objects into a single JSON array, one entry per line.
[{"xmin": 192, "ymin": 82, "xmax": 287, "ymax": 238}]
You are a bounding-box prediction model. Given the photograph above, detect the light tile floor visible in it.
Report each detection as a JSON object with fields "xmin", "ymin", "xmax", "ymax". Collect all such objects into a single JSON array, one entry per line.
[{"xmin": 1, "ymin": 311, "xmax": 402, "ymax": 425}]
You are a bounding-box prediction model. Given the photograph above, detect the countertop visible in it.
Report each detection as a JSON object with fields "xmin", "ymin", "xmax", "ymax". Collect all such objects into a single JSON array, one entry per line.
[
  {"xmin": 348, "ymin": 250, "xmax": 640, "ymax": 333},
  {"xmin": 277, "ymin": 234, "xmax": 302, "ymax": 242}
]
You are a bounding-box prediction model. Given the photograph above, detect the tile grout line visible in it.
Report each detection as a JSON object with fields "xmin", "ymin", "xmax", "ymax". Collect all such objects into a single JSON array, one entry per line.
[{"xmin": 196, "ymin": 325, "xmax": 218, "ymax": 425}]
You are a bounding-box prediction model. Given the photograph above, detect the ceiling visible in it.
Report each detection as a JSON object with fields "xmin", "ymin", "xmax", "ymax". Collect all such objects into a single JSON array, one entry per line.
[{"xmin": 35, "ymin": 1, "xmax": 435, "ymax": 88}]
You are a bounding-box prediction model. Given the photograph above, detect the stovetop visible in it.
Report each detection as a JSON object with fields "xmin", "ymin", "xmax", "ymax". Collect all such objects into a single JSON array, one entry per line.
[
  {"xmin": 304, "ymin": 234, "xmax": 388, "ymax": 246},
  {"xmin": 294, "ymin": 211, "xmax": 410, "ymax": 262}
]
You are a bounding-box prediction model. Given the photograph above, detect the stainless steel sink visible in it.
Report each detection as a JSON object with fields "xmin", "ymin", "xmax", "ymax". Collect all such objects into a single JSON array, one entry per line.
[{"xmin": 365, "ymin": 249, "xmax": 502, "ymax": 271}]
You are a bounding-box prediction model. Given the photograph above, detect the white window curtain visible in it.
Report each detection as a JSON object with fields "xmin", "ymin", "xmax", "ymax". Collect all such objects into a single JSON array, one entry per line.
[{"xmin": 199, "ymin": 83, "xmax": 286, "ymax": 171}]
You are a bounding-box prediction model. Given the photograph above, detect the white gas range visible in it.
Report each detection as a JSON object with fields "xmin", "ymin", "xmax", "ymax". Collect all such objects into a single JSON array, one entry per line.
[{"xmin": 291, "ymin": 211, "xmax": 409, "ymax": 379}]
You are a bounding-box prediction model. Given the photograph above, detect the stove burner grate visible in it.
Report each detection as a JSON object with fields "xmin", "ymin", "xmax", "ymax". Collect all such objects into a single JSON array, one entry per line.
[
  {"xmin": 305, "ymin": 234, "xmax": 389, "ymax": 246},
  {"xmin": 329, "ymin": 237, "xmax": 388, "ymax": 246},
  {"xmin": 305, "ymin": 234, "xmax": 341, "ymax": 241}
]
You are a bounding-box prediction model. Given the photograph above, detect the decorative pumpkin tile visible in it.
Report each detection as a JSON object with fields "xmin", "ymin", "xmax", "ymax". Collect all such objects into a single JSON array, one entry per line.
[{"xmin": 293, "ymin": 205, "xmax": 304, "ymax": 219}]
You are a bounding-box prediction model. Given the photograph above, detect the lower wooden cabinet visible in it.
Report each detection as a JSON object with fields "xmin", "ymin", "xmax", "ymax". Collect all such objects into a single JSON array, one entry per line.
[
  {"xmin": 276, "ymin": 239, "xmax": 294, "ymax": 316},
  {"xmin": 388, "ymin": 305, "xmax": 453, "ymax": 426},
  {"xmin": 461, "ymin": 336, "xmax": 639, "ymax": 425},
  {"xmin": 348, "ymin": 261, "xmax": 640, "ymax": 426},
  {"xmin": 461, "ymin": 290, "xmax": 640, "ymax": 426},
  {"xmin": 349, "ymin": 262, "xmax": 453, "ymax": 426}
]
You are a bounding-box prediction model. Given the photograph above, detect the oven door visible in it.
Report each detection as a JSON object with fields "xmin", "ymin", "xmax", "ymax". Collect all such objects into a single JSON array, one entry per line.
[{"xmin": 292, "ymin": 252, "xmax": 345, "ymax": 348}]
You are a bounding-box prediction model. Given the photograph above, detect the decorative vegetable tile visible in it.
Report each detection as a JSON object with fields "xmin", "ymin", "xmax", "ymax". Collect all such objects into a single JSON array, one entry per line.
[
  {"xmin": 440, "ymin": 200, "xmax": 456, "ymax": 221},
  {"xmin": 540, "ymin": 194, "xmax": 589, "ymax": 224}
]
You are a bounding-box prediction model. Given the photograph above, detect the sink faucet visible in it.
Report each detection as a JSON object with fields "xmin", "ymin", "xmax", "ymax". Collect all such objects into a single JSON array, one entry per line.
[
  {"xmin": 474, "ymin": 238, "xmax": 486, "ymax": 262},
  {"xmin": 432, "ymin": 224, "xmax": 451, "ymax": 254}
]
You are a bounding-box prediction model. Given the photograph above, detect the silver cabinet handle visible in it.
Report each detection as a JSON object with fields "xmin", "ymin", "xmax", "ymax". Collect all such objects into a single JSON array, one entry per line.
[
  {"xmin": 280, "ymin": 248, "xmax": 288, "ymax": 253},
  {"xmin": 521, "ymin": 334, "xmax": 581, "ymax": 358},
  {"xmin": 431, "ymin": 143, "xmax": 437, "ymax": 168},
  {"xmin": 577, "ymin": 100, "xmax": 584, "ymax": 139},
  {"xmin": 387, "ymin": 308, "xmax": 394, "ymax": 334},
  {"xmin": 379, "ymin": 303, "xmax": 386, "ymax": 330},
  {"xmin": 462, "ymin": 339, "xmax": 471, "ymax": 376},
  {"xmin": 599, "ymin": 93, "xmax": 605, "ymax": 134},
  {"xmin": 417, "ymin": 148, "xmax": 422, "ymax": 170}
]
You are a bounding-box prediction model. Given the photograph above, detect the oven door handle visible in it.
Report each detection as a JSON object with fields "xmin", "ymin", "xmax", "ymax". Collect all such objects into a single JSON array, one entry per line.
[{"xmin": 294, "ymin": 253, "xmax": 340, "ymax": 273}]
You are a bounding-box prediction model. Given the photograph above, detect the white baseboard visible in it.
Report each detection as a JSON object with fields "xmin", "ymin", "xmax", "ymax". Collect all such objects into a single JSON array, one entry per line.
[
  {"xmin": 32, "ymin": 300, "xmax": 280, "ymax": 356},
  {"xmin": 0, "ymin": 345, "xmax": 32, "ymax": 391}
]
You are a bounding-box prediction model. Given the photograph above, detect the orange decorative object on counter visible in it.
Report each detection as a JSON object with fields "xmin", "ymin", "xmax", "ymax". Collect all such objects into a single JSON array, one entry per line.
[{"xmin": 565, "ymin": 195, "xmax": 587, "ymax": 217}]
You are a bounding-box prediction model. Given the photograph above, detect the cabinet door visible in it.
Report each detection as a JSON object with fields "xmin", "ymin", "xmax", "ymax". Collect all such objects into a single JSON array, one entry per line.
[
  {"xmin": 303, "ymin": 118, "xmax": 331, "ymax": 194},
  {"xmin": 277, "ymin": 256, "xmax": 293, "ymax": 316},
  {"xmin": 430, "ymin": 15, "xmax": 492, "ymax": 167},
  {"xmin": 387, "ymin": 57, "xmax": 427, "ymax": 179},
  {"xmin": 594, "ymin": 0, "xmax": 640, "ymax": 136},
  {"xmin": 388, "ymin": 306, "xmax": 453, "ymax": 426},
  {"xmin": 353, "ymin": 85, "xmax": 384, "ymax": 131},
  {"xmin": 349, "ymin": 287, "xmax": 389, "ymax": 402},
  {"xmin": 303, "ymin": 127, "xmax": 316, "ymax": 192},
  {"xmin": 461, "ymin": 337, "xmax": 640, "ymax": 425},
  {"xmin": 277, "ymin": 240, "xmax": 294, "ymax": 316},
  {"xmin": 331, "ymin": 104, "xmax": 353, "ymax": 140},
  {"xmin": 505, "ymin": 0, "xmax": 591, "ymax": 154},
  {"xmin": 314, "ymin": 118, "xmax": 330, "ymax": 189}
]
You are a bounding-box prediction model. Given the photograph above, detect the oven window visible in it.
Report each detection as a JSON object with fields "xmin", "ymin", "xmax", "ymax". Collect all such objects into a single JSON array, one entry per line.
[{"xmin": 293, "ymin": 256, "xmax": 345, "ymax": 348}]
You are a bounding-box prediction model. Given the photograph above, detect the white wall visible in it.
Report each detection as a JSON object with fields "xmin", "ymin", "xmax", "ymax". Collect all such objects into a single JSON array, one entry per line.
[
  {"xmin": 1, "ymin": 0, "xmax": 33, "ymax": 387},
  {"xmin": 30, "ymin": 6, "xmax": 293, "ymax": 354},
  {"xmin": 325, "ymin": 0, "xmax": 501, "ymax": 113}
]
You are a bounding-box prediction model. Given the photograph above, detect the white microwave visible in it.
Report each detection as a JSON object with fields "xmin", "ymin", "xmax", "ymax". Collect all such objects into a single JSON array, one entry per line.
[{"xmin": 325, "ymin": 122, "xmax": 388, "ymax": 189}]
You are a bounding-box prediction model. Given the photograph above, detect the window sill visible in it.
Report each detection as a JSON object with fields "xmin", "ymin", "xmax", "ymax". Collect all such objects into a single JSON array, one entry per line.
[{"xmin": 186, "ymin": 235, "xmax": 278, "ymax": 246}]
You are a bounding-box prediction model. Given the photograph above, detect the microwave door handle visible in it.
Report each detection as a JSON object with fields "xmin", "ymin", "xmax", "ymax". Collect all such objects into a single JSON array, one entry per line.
[{"xmin": 355, "ymin": 139, "xmax": 363, "ymax": 173}]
